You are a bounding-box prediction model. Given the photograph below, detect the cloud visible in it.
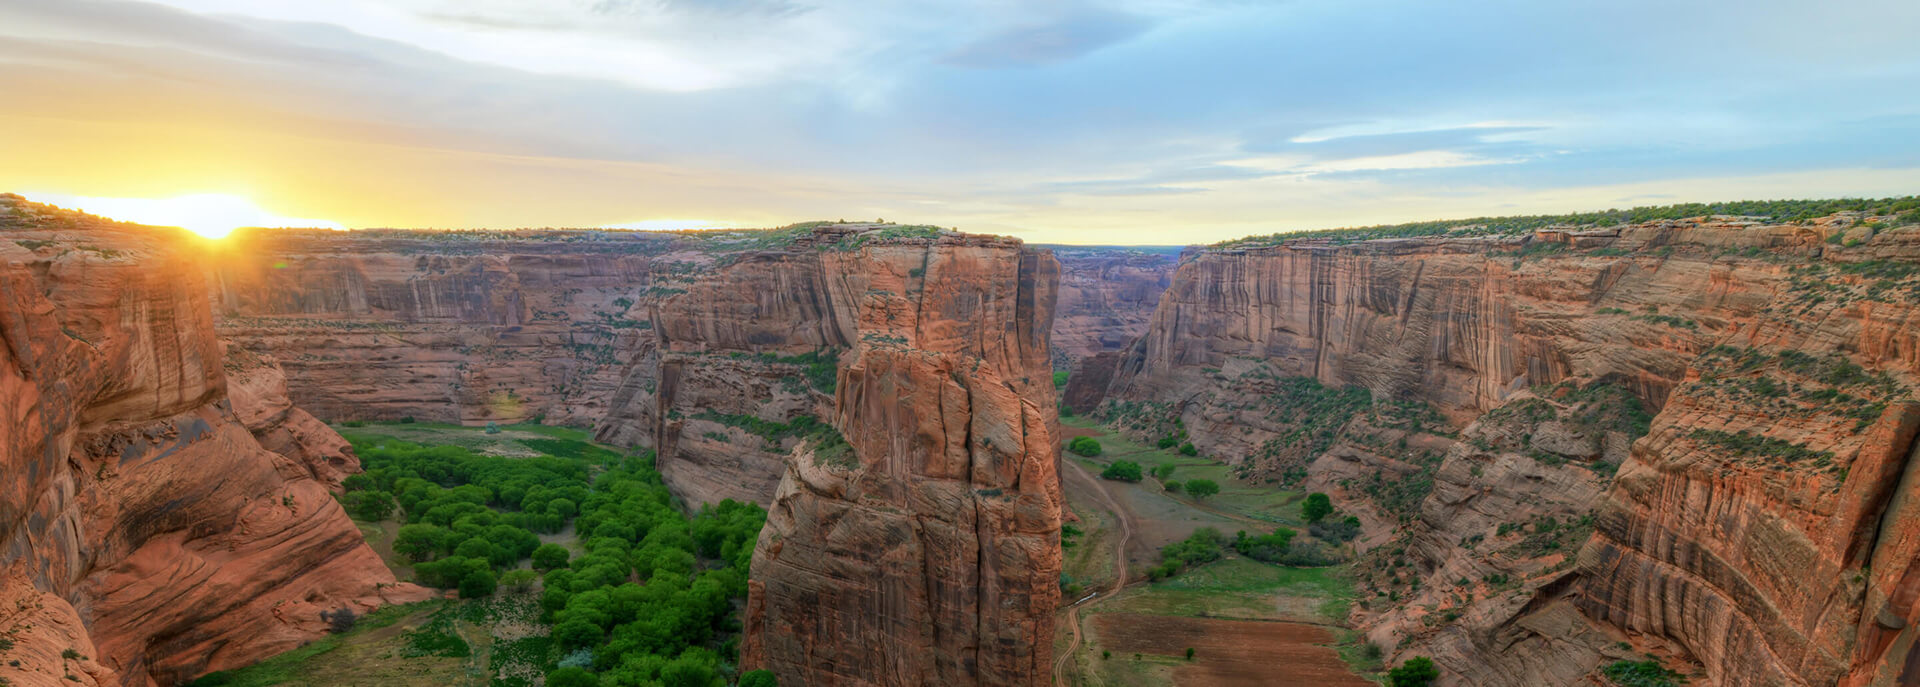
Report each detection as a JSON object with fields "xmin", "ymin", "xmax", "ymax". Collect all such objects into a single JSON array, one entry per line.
[
  {"xmin": 1, "ymin": 0, "xmax": 1917, "ymax": 244},
  {"xmin": 943, "ymin": 6, "xmax": 1153, "ymax": 68}
]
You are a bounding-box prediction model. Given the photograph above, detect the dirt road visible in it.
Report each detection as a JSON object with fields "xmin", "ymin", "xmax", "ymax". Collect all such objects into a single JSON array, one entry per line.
[{"xmin": 1054, "ymin": 457, "xmax": 1132, "ymax": 686}]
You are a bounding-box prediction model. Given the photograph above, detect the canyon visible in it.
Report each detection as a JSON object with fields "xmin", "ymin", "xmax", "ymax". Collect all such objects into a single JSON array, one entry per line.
[
  {"xmin": 1082, "ymin": 211, "xmax": 1920, "ymax": 686},
  {"xmin": 10, "ymin": 186, "xmax": 1920, "ymax": 687}
]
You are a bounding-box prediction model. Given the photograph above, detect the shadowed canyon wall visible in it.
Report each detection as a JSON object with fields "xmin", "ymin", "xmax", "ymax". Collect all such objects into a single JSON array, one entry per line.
[
  {"xmin": 1045, "ymin": 246, "xmax": 1177, "ymax": 369},
  {"xmin": 0, "ymin": 196, "xmax": 428, "ymax": 687},
  {"xmin": 1092, "ymin": 214, "xmax": 1920, "ymax": 686}
]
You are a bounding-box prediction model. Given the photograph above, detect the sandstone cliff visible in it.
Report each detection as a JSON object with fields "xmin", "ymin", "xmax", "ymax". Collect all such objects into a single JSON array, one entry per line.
[
  {"xmin": 1046, "ymin": 246, "xmax": 1177, "ymax": 369},
  {"xmin": 211, "ymin": 229, "xmax": 680, "ymax": 426},
  {"xmin": 0, "ymin": 196, "xmax": 427, "ymax": 687},
  {"xmin": 1096, "ymin": 213, "xmax": 1920, "ymax": 686},
  {"xmin": 600, "ymin": 226, "xmax": 1064, "ymax": 686}
]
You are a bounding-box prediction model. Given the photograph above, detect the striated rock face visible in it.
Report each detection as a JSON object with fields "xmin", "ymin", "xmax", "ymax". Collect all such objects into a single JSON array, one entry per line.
[
  {"xmin": 0, "ymin": 196, "xmax": 428, "ymax": 687},
  {"xmin": 1099, "ymin": 215, "xmax": 1920, "ymax": 686},
  {"xmin": 620, "ymin": 227, "xmax": 1064, "ymax": 686},
  {"xmin": 1046, "ymin": 246, "xmax": 1176, "ymax": 369},
  {"xmin": 210, "ymin": 229, "xmax": 679, "ymax": 426}
]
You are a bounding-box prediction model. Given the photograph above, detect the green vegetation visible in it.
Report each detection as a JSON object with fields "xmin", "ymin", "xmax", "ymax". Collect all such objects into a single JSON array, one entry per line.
[
  {"xmin": 1302, "ymin": 493, "xmax": 1333, "ymax": 523},
  {"xmin": 1184, "ymin": 478, "xmax": 1219, "ymax": 499},
  {"xmin": 1068, "ymin": 436, "xmax": 1104, "ymax": 457},
  {"xmin": 1053, "ymin": 370, "xmax": 1070, "ymax": 388},
  {"xmin": 1100, "ymin": 460, "xmax": 1143, "ymax": 482},
  {"xmin": 694, "ymin": 410, "xmax": 847, "ymax": 454},
  {"xmin": 1603, "ymin": 659, "xmax": 1687, "ymax": 687},
  {"xmin": 325, "ymin": 424, "xmax": 767, "ymax": 686},
  {"xmin": 1687, "ymin": 428, "xmax": 1833, "ymax": 464},
  {"xmin": 184, "ymin": 603, "xmax": 430, "ymax": 686},
  {"xmin": 1148, "ymin": 528, "xmax": 1227, "ymax": 581},
  {"xmin": 1386, "ymin": 656, "xmax": 1440, "ymax": 687},
  {"xmin": 1218, "ymin": 196, "xmax": 1920, "ymax": 248},
  {"xmin": 1230, "ymin": 528, "xmax": 1297, "ymax": 563}
]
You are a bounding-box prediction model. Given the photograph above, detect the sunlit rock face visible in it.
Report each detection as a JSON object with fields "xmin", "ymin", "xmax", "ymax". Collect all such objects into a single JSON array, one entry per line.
[
  {"xmin": 629, "ymin": 227, "xmax": 1065, "ymax": 687},
  {"xmin": 0, "ymin": 195, "xmax": 427, "ymax": 687},
  {"xmin": 1098, "ymin": 213, "xmax": 1920, "ymax": 686},
  {"xmin": 209, "ymin": 228, "xmax": 680, "ymax": 427}
]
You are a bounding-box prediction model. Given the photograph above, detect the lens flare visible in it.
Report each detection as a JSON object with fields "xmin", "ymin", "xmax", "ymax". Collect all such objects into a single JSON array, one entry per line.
[{"xmin": 23, "ymin": 193, "xmax": 341, "ymax": 239}]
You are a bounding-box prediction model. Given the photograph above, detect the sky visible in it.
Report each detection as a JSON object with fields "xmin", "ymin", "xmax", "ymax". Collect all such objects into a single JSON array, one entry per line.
[{"xmin": 1, "ymin": 0, "xmax": 1917, "ymax": 244}]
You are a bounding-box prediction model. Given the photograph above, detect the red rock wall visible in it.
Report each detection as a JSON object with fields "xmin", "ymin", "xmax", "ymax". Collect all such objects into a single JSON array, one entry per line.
[
  {"xmin": 210, "ymin": 229, "xmax": 677, "ymax": 426},
  {"xmin": 1103, "ymin": 216, "xmax": 1920, "ymax": 686},
  {"xmin": 0, "ymin": 197, "xmax": 426, "ymax": 687},
  {"xmin": 1048, "ymin": 247, "xmax": 1176, "ymax": 369}
]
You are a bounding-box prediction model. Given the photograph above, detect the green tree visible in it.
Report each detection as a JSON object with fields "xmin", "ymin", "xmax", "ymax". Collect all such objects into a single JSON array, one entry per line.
[
  {"xmin": 554, "ymin": 618, "xmax": 603, "ymax": 649},
  {"xmin": 532, "ymin": 543, "xmax": 572, "ymax": 571},
  {"xmin": 1099, "ymin": 460, "xmax": 1142, "ymax": 482},
  {"xmin": 1388, "ymin": 656, "xmax": 1440, "ymax": 687},
  {"xmin": 1164, "ymin": 480, "xmax": 1183, "ymax": 493},
  {"xmin": 1185, "ymin": 479, "xmax": 1219, "ymax": 499},
  {"xmin": 659, "ymin": 654, "xmax": 714, "ymax": 687},
  {"xmin": 1067, "ymin": 436, "xmax": 1103, "ymax": 457},
  {"xmin": 1179, "ymin": 443, "xmax": 1198, "ymax": 456},
  {"xmin": 546, "ymin": 667, "xmax": 599, "ymax": 687},
  {"xmin": 738, "ymin": 670, "xmax": 778, "ymax": 687},
  {"xmin": 458, "ymin": 569, "xmax": 497, "ymax": 599},
  {"xmin": 1302, "ymin": 492, "xmax": 1333, "ymax": 523}
]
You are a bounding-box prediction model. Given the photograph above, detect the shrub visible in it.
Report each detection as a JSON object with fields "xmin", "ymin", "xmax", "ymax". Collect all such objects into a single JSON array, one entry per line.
[
  {"xmin": 1068, "ymin": 436, "xmax": 1103, "ymax": 457},
  {"xmin": 1602, "ymin": 659, "xmax": 1686, "ymax": 687},
  {"xmin": 1185, "ymin": 479, "xmax": 1219, "ymax": 499},
  {"xmin": 1232, "ymin": 528, "xmax": 1296, "ymax": 562},
  {"xmin": 1164, "ymin": 480, "xmax": 1183, "ymax": 493},
  {"xmin": 1388, "ymin": 656, "xmax": 1440, "ymax": 687},
  {"xmin": 1179, "ymin": 443, "xmax": 1198, "ymax": 456},
  {"xmin": 1100, "ymin": 460, "xmax": 1143, "ymax": 482},
  {"xmin": 739, "ymin": 670, "xmax": 778, "ymax": 687},
  {"xmin": 484, "ymin": 422, "xmax": 501, "ymax": 434},
  {"xmin": 320, "ymin": 607, "xmax": 357, "ymax": 634},
  {"xmin": 1302, "ymin": 493, "xmax": 1333, "ymax": 523},
  {"xmin": 1053, "ymin": 371, "xmax": 1070, "ymax": 388}
]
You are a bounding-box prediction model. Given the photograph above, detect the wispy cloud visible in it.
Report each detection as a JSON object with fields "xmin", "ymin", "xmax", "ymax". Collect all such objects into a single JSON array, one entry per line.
[{"xmin": 0, "ymin": 0, "xmax": 1916, "ymax": 244}]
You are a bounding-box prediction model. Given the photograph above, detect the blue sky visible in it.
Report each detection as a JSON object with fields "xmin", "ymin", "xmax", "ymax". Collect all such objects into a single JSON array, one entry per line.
[{"xmin": 0, "ymin": 0, "xmax": 1916, "ymax": 243}]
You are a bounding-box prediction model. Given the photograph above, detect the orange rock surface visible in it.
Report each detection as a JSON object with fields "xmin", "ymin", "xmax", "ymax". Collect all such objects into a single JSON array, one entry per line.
[
  {"xmin": 1096, "ymin": 214, "xmax": 1920, "ymax": 685},
  {"xmin": 0, "ymin": 196, "xmax": 427, "ymax": 687}
]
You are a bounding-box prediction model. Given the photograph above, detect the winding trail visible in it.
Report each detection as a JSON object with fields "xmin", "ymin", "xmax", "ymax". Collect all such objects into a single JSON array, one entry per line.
[{"xmin": 1053, "ymin": 457, "xmax": 1132, "ymax": 686}]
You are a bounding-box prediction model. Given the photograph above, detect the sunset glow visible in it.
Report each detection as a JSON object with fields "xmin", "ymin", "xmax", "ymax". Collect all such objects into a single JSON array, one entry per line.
[{"xmin": 24, "ymin": 193, "xmax": 342, "ymax": 239}]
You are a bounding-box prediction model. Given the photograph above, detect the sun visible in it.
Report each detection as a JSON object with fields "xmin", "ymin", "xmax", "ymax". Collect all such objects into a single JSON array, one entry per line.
[{"xmin": 24, "ymin": 192, "xmax": 342, "ymax": 239}]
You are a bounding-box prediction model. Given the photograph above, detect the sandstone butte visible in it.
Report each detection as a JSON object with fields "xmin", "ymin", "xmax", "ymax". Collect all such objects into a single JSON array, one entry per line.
[
  {"xmin": 1080, "ymin": 213, "xmax": 1920, "ymax": 686},
  {"xmin": 0, "ymin": 195, "xmax": 431, "ymax": 687}
]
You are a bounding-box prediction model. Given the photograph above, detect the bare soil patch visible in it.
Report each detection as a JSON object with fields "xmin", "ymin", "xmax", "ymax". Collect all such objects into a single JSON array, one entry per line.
[{"xmin": 1092, "ymin": 614, "xmax": 1373, "ymax": 687}]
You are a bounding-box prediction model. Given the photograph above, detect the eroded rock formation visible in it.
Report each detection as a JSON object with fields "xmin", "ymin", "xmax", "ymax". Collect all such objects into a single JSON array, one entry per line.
[
  {"xmin": 1096, "ymin": 214, "xmax": 1920, "ymax": 686},
  {"xmin": 0, "ymin": 196, "xmax": 427, "ymax": 687},
  {"xmin": 615, "ymin": 227, "xmax": 1065, "ymax": 686}
]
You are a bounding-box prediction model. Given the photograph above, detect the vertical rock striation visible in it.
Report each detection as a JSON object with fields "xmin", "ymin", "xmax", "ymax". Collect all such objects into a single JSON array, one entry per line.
[
  {"xmin": 1098, "ymin": 214, "xmax": 1920, "ymax": 685},
  {"xmin": 1046, "ymin": 246, "xmax": 1177, "ymax": 369},
  {"xmin": 210, "ymin": 229, "xmax": 677, "ymax": 426},
  {"xmin": 0, "ymin": 196, "xmax": 427, "ymax": 687},
  {"xmin": 624, "ymin": 227, "xmax": 1064, "ymax": 686}
]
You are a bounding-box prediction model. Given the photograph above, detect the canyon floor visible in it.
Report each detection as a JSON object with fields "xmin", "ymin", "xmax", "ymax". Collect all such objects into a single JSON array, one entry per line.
[{"xmin": 1050, "ymin": 417, "xmax": 1378, "ymax": 686}]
